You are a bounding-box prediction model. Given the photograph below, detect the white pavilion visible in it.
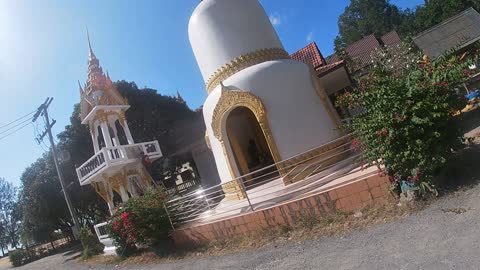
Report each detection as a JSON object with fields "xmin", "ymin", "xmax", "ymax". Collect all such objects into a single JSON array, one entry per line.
[{"xmin": 76, "ymin": 34, "xmax": 162, "ymax": 214}]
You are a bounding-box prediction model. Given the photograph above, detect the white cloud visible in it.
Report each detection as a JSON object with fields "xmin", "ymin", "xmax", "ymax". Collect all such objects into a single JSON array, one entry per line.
[
  {"xmin": 269, "ymin": 13, "xmax": 281, "ymax": 26},
  {"xmin": 306, "ymin": 31, "xmax": 314, "ymax": 42}
]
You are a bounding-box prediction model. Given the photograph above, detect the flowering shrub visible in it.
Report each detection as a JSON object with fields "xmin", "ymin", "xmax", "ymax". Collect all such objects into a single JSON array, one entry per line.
[
  {"xmin": 337, "ymin": 43, "xmax": 479, "ymax": 194},
  {"xmin": 107, "ymin": 188, "xmax": 171, "ymax": 257}
]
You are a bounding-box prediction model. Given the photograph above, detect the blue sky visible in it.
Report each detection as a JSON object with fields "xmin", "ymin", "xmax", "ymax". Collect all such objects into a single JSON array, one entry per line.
[{"xmin": 0, "ymin": 0, "xmax": 424, "ymax": 186}]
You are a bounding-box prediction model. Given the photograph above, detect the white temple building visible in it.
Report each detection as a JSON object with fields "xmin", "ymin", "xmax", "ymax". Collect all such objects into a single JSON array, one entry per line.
[
  {"xmin": 189, "ymin": 0, "xmax": 344, "ymax": 198},
  {"xmin": 76, "ymin": 34, "xmax": 162, "ymax": 213}
]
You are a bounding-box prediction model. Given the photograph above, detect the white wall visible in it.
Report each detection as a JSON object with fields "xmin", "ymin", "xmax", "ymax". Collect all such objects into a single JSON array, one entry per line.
[{"xmin": 203, "ymin": 60, "xmax": 341, "ymax": 183}]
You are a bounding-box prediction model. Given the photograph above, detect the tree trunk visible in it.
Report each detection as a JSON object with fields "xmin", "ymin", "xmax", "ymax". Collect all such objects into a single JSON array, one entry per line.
[{"xmin": 1, "ymin": 246, "xmax": 4, "ymax": 257}]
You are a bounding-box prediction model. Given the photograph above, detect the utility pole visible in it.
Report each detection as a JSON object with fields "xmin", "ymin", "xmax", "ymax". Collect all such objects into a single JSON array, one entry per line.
[{"xmin": 33, "ymin": 97, "xmax": 80, "ymax": 238}]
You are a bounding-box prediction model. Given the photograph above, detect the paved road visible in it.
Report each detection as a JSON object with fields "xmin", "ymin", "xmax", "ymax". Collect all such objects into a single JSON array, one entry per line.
[{"xmin": 4, "ymin": 179, "xmax": 480, "ymax": 270}]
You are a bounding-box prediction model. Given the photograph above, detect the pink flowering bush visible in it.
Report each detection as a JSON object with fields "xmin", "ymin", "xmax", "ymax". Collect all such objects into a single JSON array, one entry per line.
[
  {"xmin": 337, "ymin": 43, "xmax": 479, "ymax": 195},
  {"xmin": 107, "ymin": 188, "xmax": 171, "ymax": 257}
]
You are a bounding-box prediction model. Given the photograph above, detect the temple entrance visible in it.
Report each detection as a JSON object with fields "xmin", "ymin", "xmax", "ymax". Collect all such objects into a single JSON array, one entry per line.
[{"xmin": 226, "ymin": 107, "xmax": 277, "ymax": 187}]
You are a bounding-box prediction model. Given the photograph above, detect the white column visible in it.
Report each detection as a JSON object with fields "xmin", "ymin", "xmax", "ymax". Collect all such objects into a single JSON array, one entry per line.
[
  {"xmin": 90, "ymin": 121, "xmax": 100, "ymax": 153},
  {"xmin": 119, "ymin": 185, "xmax": 129, "ymax": 202},
  {"xmin": 122, "ymin": 120, "xmax": 135, "ymax": 145},
  {"xmin": 104, "ymin": 181, "xmax": 115, "ymax": 215},
  {"xmin": 108, "ymin": 118, "xmax": 121, "ymax": 147},
  {"xmin": 91, "ymin": 132, "xmax": 100, "ymax": 153},
  {"xmin": 100, "ymin": 121, "xmax": 114, "ymax": 148}
]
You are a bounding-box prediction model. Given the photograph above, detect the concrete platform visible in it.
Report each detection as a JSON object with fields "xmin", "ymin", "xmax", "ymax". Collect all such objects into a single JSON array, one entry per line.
[{"xmin": 180, "ymin": 156, "xmax": 382, "ymax": 228}]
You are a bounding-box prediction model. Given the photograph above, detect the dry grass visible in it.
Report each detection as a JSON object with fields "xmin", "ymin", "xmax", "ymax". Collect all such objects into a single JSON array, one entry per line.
[
  {"xmin": 0, "ymin": 256, "xmax": 10, "ymax": 267},
  {"xmin": 81, "ymin": 201, "xmax": 422, "ymax": 266}
]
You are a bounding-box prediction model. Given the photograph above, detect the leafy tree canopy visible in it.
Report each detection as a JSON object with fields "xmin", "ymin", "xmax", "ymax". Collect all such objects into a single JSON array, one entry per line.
[
  {"xmin": 335, "ymin": 0, "xmax": 409, "ymax": 49},
  {"xmin": 414, "ymin": 0, "xmax": 480, "ymax": 31}
]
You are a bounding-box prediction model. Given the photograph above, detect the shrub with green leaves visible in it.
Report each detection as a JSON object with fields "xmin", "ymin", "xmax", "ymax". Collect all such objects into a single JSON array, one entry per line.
[
  {"xmin": 9, "ymin": 249, "xmax": 31, "ymax": 267},
  {"xmin": 107, "ymin": 188, "xmax": 171, "ymax": 257},
  {"xmin": 337, "ymin": 43, "xmax": 479, "ymax": 194},
  {"xmin": 79, "ymin": 226, "xmax": 104, "ymax": 259}
]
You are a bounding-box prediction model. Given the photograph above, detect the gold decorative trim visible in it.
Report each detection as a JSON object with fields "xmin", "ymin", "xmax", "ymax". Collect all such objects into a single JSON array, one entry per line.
[
  {"xmin": 95, "ymin": 110, "xmax": 125, "ymax": 124},
  {"xmin": 91, "ymin": 182, "xmax": 108, "ymax": 202},
  {"xmin": 205, "ymin": 132, "xmax": 211, "ymax": 150},
  {"xmin": 211, "ymin": 90, "xmax": 282, "ymax": 180},
  {"xmin": 205, "ymin": 48, "xmax": 290, "ymax": 94},
  {"xmin": 309, "ymin": 68, "xmax": 342, "ymax": 128}
]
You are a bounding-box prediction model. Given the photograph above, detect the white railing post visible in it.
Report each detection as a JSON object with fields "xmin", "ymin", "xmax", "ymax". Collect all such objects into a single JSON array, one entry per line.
[{"xmin": 103, "ymin": 148, "xmax": 111, "ymax": 166}]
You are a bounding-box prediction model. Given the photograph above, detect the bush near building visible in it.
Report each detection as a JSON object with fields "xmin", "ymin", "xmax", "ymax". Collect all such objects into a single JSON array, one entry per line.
[
  {"xmin": 79, "ymin": 227, "xmax": 104, "ymax": 259},
  {"xmin": 107, "ymin": 188, "xmax": 172, "ymax": 257},
  {"xmin": 337, "ymin": 42, "xmax": 479, "ymax": 195}
]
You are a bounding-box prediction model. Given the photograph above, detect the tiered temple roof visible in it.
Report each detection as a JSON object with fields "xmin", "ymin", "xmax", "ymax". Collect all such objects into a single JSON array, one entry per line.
[{"xmin": 79, "ymin": 32, "xmax": 128, "ymax": 121}]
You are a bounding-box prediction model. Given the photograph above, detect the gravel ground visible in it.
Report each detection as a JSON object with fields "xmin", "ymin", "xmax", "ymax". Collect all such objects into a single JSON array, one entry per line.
[{"xmin": 3, "ymin": 180, "xmax": 480, "ymax": 270}]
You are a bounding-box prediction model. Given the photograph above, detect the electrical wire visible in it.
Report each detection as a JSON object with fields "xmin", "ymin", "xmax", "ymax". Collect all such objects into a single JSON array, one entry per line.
[
  {"xmin": 0, "ymin": 117, "xmax": 34, "ymax": 136},
  {"xmin": 0, "ymin": 122, "xmax": 32, "ymax": 142},
  {"xmin": 0, "ymin": 110, "xmax": 36, "ymax": 130}
]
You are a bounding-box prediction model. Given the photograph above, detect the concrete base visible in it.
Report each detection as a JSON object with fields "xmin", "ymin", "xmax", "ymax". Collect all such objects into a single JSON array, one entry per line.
[{"xmin": 172, "ymin": 162, "xmax": 392, "ymax": 246}]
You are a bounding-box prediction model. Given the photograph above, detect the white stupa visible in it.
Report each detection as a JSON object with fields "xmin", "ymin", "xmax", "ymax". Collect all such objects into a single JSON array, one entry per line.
[{"xmin": 189, "ymin": 0, "xmax": 342, "ymax": 196}]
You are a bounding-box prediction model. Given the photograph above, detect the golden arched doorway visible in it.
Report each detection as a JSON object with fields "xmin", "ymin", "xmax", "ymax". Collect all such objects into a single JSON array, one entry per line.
[
  {"xmin": 225, "ymin": 107, "xmax": 277, "ymax": 186},
  {"xmin": 211, "ymin": 90, "xmax": 282, "ymax": 185}
]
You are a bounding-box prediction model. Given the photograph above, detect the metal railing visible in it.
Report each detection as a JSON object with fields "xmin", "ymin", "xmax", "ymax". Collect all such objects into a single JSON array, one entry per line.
[
  {"xmin": 163, "ymin": 134, "xmax": 373, "ymax": 229},
  {"xmin": 76, "ymin": 141, "xmax": 162, "ymax": 185},
  {"xmin": 94, "ymin": 222, "xmax": 110, "ymax": 241}
]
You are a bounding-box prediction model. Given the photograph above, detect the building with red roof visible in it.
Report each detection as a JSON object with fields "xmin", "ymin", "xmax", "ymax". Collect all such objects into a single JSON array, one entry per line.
[
  {"xmin": 291, "ymin": 42, "xmax": 353, "ymax": 118},
  {"xmin": 325, "ymin": 31, "xmax": 402, "ymax": 76}
]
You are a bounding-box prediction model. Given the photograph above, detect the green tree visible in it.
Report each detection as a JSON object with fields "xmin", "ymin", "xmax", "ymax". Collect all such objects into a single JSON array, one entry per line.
[
  {"xmin": 115, "ymin": 81, "xmax": 195, "ymax": 155},
  {"xmin": 414, "ymin": 0, "xmax": 480, "ymax": 32},
  {"xmin": 0, "ymin": 177, "xmax": 16, "ymax": 255},
  {"xmin": 335, "ymin": 0, "xmax": 408, "ymax": 50}
]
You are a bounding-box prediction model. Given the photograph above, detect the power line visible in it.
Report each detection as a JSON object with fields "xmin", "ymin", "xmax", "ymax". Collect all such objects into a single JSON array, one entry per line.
[
  {"xmin": 0, "ymin": 117, "xmax": 34, "ymax": 136},
  {"xmin": 0, "ymin": 110, "xmax": 36, "ymax": 130},
  {"xmin": 0, "ymin": 122, "xmax": 32, "ymax": 142}
]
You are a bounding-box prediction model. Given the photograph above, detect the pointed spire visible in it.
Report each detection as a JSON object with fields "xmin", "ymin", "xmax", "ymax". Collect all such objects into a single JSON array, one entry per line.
[
  {"xmin": 176, "ymin": 90, "xmax": 186, "ymax": 104},
  {"xmin": 86, "ymin": 27, "xmax": 96, "ymax": 60},
  {"xmin": 78, "ymin": 80, "xmax": 84, "ymax": 93}
]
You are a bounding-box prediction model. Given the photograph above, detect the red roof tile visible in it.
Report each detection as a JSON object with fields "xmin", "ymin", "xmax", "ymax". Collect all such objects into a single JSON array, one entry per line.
[
  {"xmin": 381, "ymin": 31, "xmax": 402, "ymax": 47},
  {"xmin": 325, "ymin": 54, "xmax": 340, "ymax": 65},
  {"xmin": 345, "ymin": 34, "xmax": 381, "ymax": 69},
  {"xmin": 315, "ymin": 60, "xmax": 345, "ymax": 76},
  {"xmin": 325, "ymin": 32, "xmax": 402, "ymax": 71},
  {"xmin": 290, "ymin": 42, "xmax": 326, "ymax": 69}
]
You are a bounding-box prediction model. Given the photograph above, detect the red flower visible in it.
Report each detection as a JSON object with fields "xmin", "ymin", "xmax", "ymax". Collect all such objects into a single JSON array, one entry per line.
[
  {"xmin": 380, "ymin": 128, "xmax": 389, "ymax": 137},
  {"xmin": 120, "ymin": 212, "xmax": 129, "ymax": 220},
  {"xmin": 441, "ymin": 81, "xmax": 448, "ymax": 87},
  {"xmin": 419, "ymin": 63, "xmax": 424, "ymax": 69},
  {"xmin": 112, "ymin": 221, "xmax": 119, "ymax": 232},
  {"xmin": 412, "ymin": 168, "xmax": 422, "ymax": 183},
  {"xmin": 464, "ymin": 69, "xmax": 473, "ymax": 76},
  {"xmin": 351, "ymin": 140, "xmax": 361, "ymax": 151}
]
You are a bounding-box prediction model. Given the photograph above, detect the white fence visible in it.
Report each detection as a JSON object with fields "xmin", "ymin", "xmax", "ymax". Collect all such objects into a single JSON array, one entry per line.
[{"xmin": 77, "ymin": 141, "xmax": 162, "ymax": 185}]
